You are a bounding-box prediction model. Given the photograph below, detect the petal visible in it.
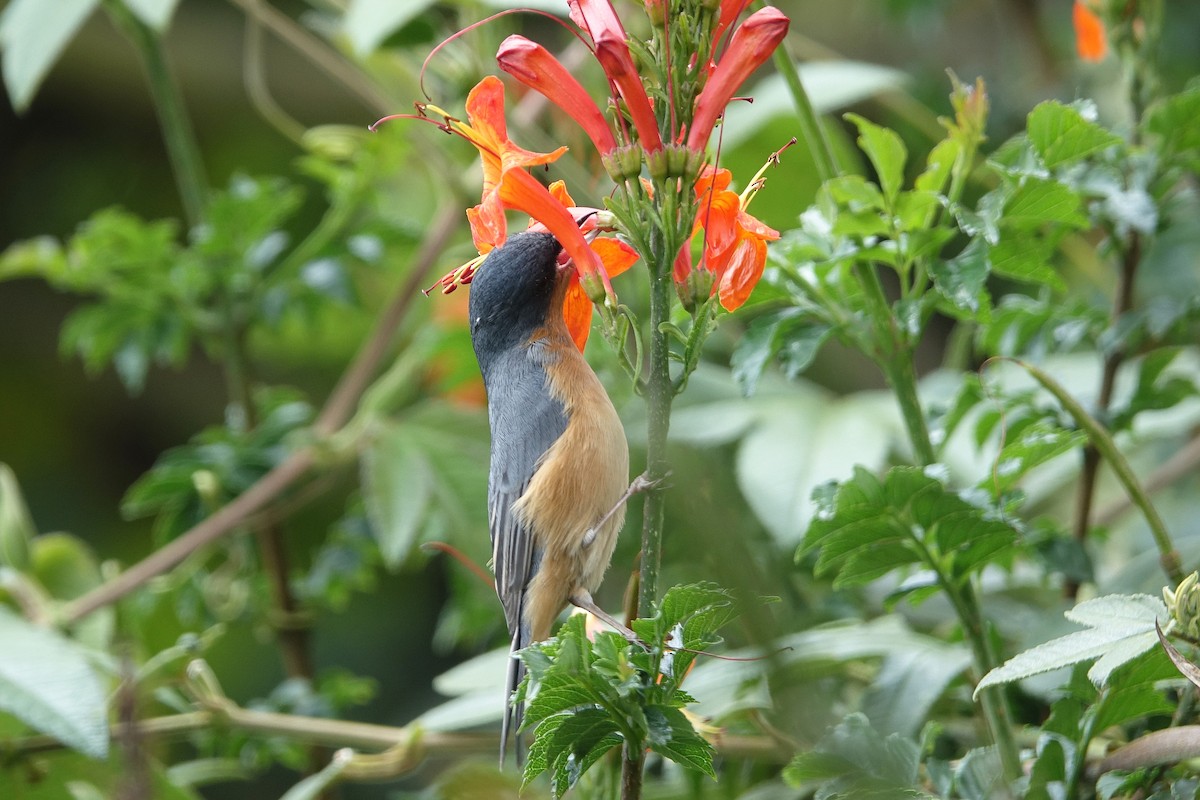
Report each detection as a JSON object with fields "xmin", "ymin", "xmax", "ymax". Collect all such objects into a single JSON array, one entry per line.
[
  {"xmin": 736, "ymin": 209, "xmax": 780, "ymax": 241},
  {"xmin": 1072, "ymin": 2, "xmax": 1107, "ymax": 62},
  {"xmin": 547, "ymin": 179, "xmax": 576, "ymax": 207},
  {"xmin": 594, "ymin": 37, "xmax": 664, "ymax": 151},
  {"xmin": 673, "ymin": 241, "xmax": 693, "ymax": 285},
  {"xmin": 466, "ymin": 202, "xmax": 506, "ymax": 254},
  {"xmin": 686, "ymin": 7, "xmax": 790, "ymax": 151},
  {"xmin": 497, "ymin": 36, "xmax": 618, "ymax": 155},
  {"xmin": 563, "ymin": 277, "xmax": 594, "ymax": 351},
  {"xmin": 715, "ymin": 0, "xmax": 753, "ymax": 42},
  {"xmin": 717, "ymin": 237, "xmax": 767, "ymax": 311},
  {"xmin": 498, "ymin": 169, "xmax": 611, "ymax": 294},
  {"xmin": 460, "ymin": 77, "xmax": 567, "ymax": 199},
  {"xmin": 591, "ymin": 236, "xmax": 639, "ymax": 277}
]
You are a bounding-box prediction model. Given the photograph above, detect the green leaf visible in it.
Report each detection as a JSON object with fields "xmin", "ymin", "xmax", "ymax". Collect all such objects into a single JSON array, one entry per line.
[
  {"xmin": 983, "ymin": 420, "xmax": 1088, "ymax": 495},
  {"xmin": 986, "ymin": 237, "xmax": 1066, "ymax": 291},
  {"xmin": 0, "ymin": 0, "xmax": 99, "ymax": 112},
  {"xmin": 0, "ymin": 463, "xmax": 35, "ymax": 570},
  {"xmin": 846, "ymin": 114, "xmax": 908, "ymax": 207},
  {"xmin": 801, "ymin": 466, "xmax": 1018, "ymax": 587},
  {"xmin": 976, "ymin": 594, "xmax": 1167, "ymax": 693},
  {"xmin": 915, "ymin": 138, "xmax": 961, "ymax": 194},
  {"xmin": 360, "ymin": 424, "xmax": 434, "ymax": 568},
  {"xmin": 731, "ymin": 310, "xmax": 831, "ymax": 396},
  {"xmin": 1026, "ymin": 101, "xmax": 1122, "ymax": 168},
  {"xmin": 645, "ymin": 705, "xmax": 716, "ymax": 777},
  {"xmin": 1145, "ymin": 86, "xmax": 1200, "ymax": 161},
  {"xmin": 1109, "ymin": 348, "xmax": 1198, "ymax": 432},
  {"xmin": 1003, "ymin": 178, "xmax": 1088, "ymax": 229},
  {"xmin": 716, "ymin": 61, "xmax": 908, "ymax": 150},
  {"xmin": 530, "ymin": 708, "xmax": 620, "ymax": 796},
  {"xmin": 0, "ymin": 605, "xmax": 108, "ymax": 758},
  {"xmin": 930, "ymin": 238, "xmax": 990, "ymax": 319},
  {"xmin": 121, "ymin": 0, "xmax": 180, "ymax": 32},
  {"xmin": 784, "ymin": 713, "xmax": 922, "ymax": 794},
  {"xmin": 341, "ymin": 0, "xmax": 436, "ymax": 56},
  {"xmin": 895, "ymin": 190, "xmax": 943, "ymax": 232}
]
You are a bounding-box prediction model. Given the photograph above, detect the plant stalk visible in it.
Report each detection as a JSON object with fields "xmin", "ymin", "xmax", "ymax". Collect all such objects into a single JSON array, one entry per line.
[
  {"xmin": 637, "ymin": 230, "xmax": 674, "ymax": 617},
  {"xmin": 106, "ymin": 1, "xmax": 207, "ymax": 229},
  {"xmin": 764, "ymin": 13, "xmax": 837, "ymax": 183}
]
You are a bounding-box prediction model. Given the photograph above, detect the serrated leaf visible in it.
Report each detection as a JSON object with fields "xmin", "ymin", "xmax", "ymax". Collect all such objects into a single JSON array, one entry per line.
[
  {"xmin": 784, "ymin": 713, "xmax": 920, "ymax": 792},
  {"xmin": 987, "ymin": 236, "xmax": 1065, "ymax": 291},
  {"xmin": 976, "ymin": 594, "xmax": 1166, "ymax": 694},
  {"xmin": 0, "ymin": 605, "xmax": 108, "ymax": 757},
  {"xmin": 644, "ymin": 705, "xmax": 716, "ymax": 777},
  {"xmin": 802, "ymin": 466, "xmax": 1017, "ymax": 586},
  {"xmin": 916, "ymin": 138, "xmax": 961, "ymax": 194},
  {"xmin": 731, "ymin": 310, "xmax": 831, "ymax": 396},
  {"xmin": 1145, "ymin": 87, "xmax": 1200, "ymax": 160},
  {"xmin": 846, "ymin": 114, "xmax": 908, "ymax": 206},
  {"xmin": 1026, "ymin": 101, "xmax": 1122, "ymax": 168},
  {"xmin": 1003, "ymin": 178, "xmax": 1088, "ymax": 228},
  {"xmin": 930, "ymin": 238, "xmax": 990, "ymax": 318},
  {"xmin": 983, "ymin": 421, "xmax": 1087, "ymax": 495}
]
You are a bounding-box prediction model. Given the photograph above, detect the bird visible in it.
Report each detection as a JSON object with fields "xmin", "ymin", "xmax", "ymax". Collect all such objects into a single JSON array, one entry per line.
[{"xmin": 467, "ymin": 230, "xmax": 630, "ymax": 765}]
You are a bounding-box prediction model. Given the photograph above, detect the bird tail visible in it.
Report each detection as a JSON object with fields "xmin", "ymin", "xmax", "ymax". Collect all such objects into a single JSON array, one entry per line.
[{"xmin": 500, "ymin": 624, "xmax": 529, "ymax": 769}]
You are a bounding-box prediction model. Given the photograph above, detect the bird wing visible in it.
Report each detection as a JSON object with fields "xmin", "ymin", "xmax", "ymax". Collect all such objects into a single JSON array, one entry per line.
[{"xmin": 486, "ymin": 345, "xmax": 568, "ymax": 639}]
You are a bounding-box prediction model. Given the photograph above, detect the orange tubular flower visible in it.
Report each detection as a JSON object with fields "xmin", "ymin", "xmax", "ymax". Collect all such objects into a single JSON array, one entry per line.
[
  {"xmin": 687, "ymin": 7, "xmax": 789, "ymax": 152},
  {"xmin": 683, "ymin": 164, "xmax": 779, "ymax": 311},
  {"xmin": 538, "ymin": 182, "xmax": 638, "ymax": 350},
  {"xmin": 420, "ymin": 78, "xmax": 636, "ymax": 350},
  {"xmin": 569, "ymin": 0, "xmax": 664, "ymax": 152},
  {"xmin": 497, "ymin": 35, "xmax": 618, "ymax": 156},
  {"xmin": 1072, "ymin": 1, "xmax": 1107, "ymax": 62}
]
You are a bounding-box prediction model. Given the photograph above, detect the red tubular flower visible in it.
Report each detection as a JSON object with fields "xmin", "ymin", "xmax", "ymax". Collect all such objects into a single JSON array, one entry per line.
[
  {"xmin": 1072, "ymin": 1, "xmax": 1107, "ymax": 62},
  {"xmin": 714, "ymin": 0, "xmax": 753, "ymax": 45},
  {"xmin": 568, "ymin": 0, "xmax": 664, "ymax": 152},
  {"xmin": 497, "ymin": 35, "xmax": 618, "ymax": 156},
  {"xmin": 686, "ymin": 6, "xmax": 789, "ymax": 152}
]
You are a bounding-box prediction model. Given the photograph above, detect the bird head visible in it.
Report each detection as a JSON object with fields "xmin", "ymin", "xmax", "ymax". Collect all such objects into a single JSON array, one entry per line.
[{"xmin": 468, "ymin": 232, "xmax": 565, "ymax": 372}]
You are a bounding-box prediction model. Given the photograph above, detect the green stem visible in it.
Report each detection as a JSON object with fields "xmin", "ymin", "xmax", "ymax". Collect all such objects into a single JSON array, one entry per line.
[
  {"xmin": 1012, "ymin": 359, "xmax": 1183, "ymax": 583},
  {"xmin": 761, "ymin": 4, "xmax": 837, "ymax": 183},
  {"xmin": 638, "ymin": 229, "xmax": 674, "ymax": 617},
  {"xmin": 955, "ymin": 581, "xmax": 1022, "ymax": 785},
  {"xmin": 911, "ymin": 540, "xmax": 1021, "ymax": 784},
  {"xmin": 883, "ymin": 357, "xmax": 936, "ymax": 467},
  {"xmin": 106, "ymin": 1, "xmax": 207, "ymax": 228},
  {"xmin": 620, "ymin": 741, "xmax": 645, "ymax": 800},
  {"xmin": 852, "ymin": 263, "xmax": 937, "ymax": 466}
]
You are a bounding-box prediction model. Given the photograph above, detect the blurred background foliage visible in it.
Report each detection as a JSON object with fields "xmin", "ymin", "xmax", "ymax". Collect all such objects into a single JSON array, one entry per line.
[{"xmin": 1, "ymin": 0, "xmax": 1199, "ymax": 798}]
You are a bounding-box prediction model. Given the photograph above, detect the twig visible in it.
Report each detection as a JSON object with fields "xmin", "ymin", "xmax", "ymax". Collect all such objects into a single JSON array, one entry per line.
[
  {"xmin": 1068, "ymin": 231, "xmax": 1141, "ymax": 599},
  {"xmin": 59, "ymin": 205, "xmax": 462, "ymax": 626},
  {"xmin": 225, "ymin": 0, "xmax": 392, "ymax": 115},
  {"xmin": 1002, "ymin": 357, "xmax": 1183, "ymax": 584},
  {"xmin": 1094, "ymin": 432, "xmax": 1200, "ymax": 529}
]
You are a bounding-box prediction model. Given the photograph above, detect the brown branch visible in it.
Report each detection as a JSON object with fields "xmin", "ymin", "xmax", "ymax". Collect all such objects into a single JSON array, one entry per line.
[
  {"xmin": 1096, "ymin": 726, "xmax": 1200, "ymax": 774},
  {"xmin": 1067, "ymin": 231, "xmax": 1141, "ymax": 599},
  {"xmin": 59, "ymin": 205, "xmax": 462, "ymax": 626},
  {"xmin": 4, "ymin": 711, "xmax": 790, "ymax": 766}
]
